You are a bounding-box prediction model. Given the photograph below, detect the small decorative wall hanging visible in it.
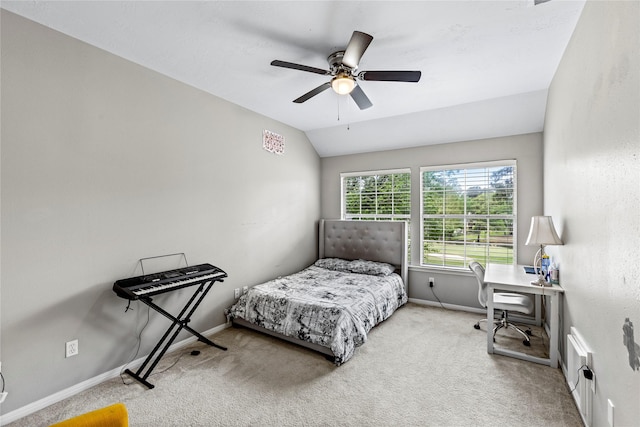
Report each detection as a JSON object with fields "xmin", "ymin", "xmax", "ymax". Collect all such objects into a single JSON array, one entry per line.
[{"xmin": 262, "ymin": 130, "xmax": 285, "ymax": 155}]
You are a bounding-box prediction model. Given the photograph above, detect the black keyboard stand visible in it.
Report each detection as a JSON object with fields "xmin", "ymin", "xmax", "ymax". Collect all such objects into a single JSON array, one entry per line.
[{"xmin": 124, "ymin": 280, "xmax": 227, "ymax": 389}]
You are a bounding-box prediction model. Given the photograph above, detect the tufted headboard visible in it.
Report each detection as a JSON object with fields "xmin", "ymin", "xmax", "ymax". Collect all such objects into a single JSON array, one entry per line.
[{"xmin": 319, "ymin": 219, "xmax": 408, "ymax": 289}]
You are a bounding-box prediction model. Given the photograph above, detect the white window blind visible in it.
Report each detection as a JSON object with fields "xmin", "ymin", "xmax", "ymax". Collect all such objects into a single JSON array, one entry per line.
[
  {"xmin": 341, "ymin": 169, "xmax": 411, "ymax": 221},
  {"xmin": 421, "ymin": 161, "xmax": 516, "ymax": 268}
]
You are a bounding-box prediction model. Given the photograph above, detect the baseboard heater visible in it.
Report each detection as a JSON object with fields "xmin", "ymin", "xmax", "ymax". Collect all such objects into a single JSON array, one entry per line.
[{"xmin": 566, "ymin": 326, "xmax": 593, "ymax": 427}]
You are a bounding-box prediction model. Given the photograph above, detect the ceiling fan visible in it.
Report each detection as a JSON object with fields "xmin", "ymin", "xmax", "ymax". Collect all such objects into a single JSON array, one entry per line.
[{"xmin": 270, "ymin": 30, "xmax": 421, "ymax": 110}]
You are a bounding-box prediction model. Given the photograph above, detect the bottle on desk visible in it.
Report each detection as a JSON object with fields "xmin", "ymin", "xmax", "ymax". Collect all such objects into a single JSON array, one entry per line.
[
  {"xmin": 549, "ymin": 263, "xmax": 560, "ymax": 285},
  {"xmin": 541, "ymin": 255, "xmax": 550, "ymax": 282}
]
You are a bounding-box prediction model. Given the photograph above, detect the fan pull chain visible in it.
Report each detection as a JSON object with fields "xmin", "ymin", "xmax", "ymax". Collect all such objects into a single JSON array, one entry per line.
[
  {"xmin": 336, "ymin": 95, "xmax": 351, "ymax": 130},
  {"xmin": 345, "ymin": 96, "xmax": 350, "ymax": 130}
]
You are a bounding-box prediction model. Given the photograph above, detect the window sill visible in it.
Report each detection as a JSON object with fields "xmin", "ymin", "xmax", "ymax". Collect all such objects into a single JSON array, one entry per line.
[{"xmin": 408, "ymin": 265, "xmax": 474, "ymax": 276}]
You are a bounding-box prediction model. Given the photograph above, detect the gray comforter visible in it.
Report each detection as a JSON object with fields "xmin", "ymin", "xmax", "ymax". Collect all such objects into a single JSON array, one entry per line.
[{"xmin": 226, "ymin": 264, "xmax": 407, "ymax": 365}]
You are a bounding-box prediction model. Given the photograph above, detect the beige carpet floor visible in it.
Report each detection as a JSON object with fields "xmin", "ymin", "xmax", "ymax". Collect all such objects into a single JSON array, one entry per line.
[{"xmin": 7, "ymin": 303, "xmax": 582, "ymax": 426}]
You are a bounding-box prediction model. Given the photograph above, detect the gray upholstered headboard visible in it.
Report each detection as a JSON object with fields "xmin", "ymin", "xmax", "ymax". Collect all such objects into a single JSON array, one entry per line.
[{"xmin": 319, "ymin": 219, "xmax": 408, "ymax": 289}]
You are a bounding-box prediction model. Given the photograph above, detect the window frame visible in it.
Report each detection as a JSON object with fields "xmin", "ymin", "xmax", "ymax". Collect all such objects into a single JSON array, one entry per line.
[
  {"xmin": 340, "ymin": 168, "xmax": 412, "ymax": 222},
  {"xmin": 419, "ymin": 160, "xmax": 517, "ymax": 270}
]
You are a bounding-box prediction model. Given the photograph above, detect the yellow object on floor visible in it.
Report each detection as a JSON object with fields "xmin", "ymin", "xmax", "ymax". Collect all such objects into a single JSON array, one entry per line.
[{"xmin": 49, "ymin": 403, "xmax": 128, "ymax": 427}]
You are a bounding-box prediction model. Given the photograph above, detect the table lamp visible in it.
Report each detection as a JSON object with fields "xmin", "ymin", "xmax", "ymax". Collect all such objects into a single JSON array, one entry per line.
[{"xmin": 525, "ymin": 216, "xmax": 563, "ymax": 286}]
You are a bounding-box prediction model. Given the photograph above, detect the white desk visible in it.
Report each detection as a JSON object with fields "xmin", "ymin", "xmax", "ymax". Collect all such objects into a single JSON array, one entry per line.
[{"xmin": 484, "ymin": 263, "xmax": 564, "ymax": 368}]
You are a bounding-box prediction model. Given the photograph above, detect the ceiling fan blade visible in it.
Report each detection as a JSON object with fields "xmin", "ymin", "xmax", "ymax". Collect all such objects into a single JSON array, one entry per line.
[
  {"xmin": 293, "ymin": 82, "xmax": 332, "ymax": 103},
  {"xmin": 271, "ymin": 60, "xmax": 329, "ymax": 75},
  {"xmin": 342, "ymin": 31, "xmax": 373, "ymax": 69},
  {"xmin": 360, "ymin": 71, "xmax": 422, "ymax": 82},
  {"xmin": 350, "ymin": 84, "xmax": 373, "ymax": 110}
]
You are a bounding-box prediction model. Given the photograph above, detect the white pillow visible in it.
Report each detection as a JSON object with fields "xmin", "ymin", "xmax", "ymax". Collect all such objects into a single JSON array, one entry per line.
[
  {"xmin": 348, "ymin": 259, "xmax": 396, "ymax": 276},
  {"xmin": 314, "ymin": 258, "xmax": 352, "ymax": 272}
]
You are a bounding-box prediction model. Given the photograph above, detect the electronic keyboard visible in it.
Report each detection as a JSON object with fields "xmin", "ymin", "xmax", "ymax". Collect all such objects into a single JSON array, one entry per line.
[{"xmin": 113, "ymin": 263, "xmax": 226, "ymax": 300}]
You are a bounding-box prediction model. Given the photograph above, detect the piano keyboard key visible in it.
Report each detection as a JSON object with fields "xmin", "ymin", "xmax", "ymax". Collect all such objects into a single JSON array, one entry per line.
[{"xmin": 133, "ymin": 271, "xmax": 226, "ymax": 296}]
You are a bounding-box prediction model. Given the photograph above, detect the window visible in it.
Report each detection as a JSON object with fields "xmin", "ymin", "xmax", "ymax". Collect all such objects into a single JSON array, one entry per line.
[
  {"xmin": 341, "ymin": 170, "xmax": 411, "ymax": 221},
  {"xmin": 421, "ymin": 161, "xmax": 516, "ymax": 268}
]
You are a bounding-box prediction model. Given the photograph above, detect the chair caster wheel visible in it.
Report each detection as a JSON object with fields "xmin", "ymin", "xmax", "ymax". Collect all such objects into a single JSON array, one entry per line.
[
  {"xmin": 474, "ymin": 323, "xmax": 480, "ymax": 330},
  {"xmin": 525, "ymin": 329, "xmax": 532, "ymax": 336},
  {"xmin": 523, "ymin": 340, "xmax": 531, "ymax": 347}
]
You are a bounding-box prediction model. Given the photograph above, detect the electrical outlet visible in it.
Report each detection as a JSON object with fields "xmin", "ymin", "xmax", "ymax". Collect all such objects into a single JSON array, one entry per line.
[
  {"xmin": 429, "ymin": 277, "xmax": 435, "ymax": 287},
  {"xmin": 0, "ymin": 391, "xmax": 7, "ymax": 404},
  {"xmin": 234, "ymin": 288, "xmax": 240, "ymax": 298},
  {"xmin": 65, "ymin": 339, "xmax": 79, "ymax": 358},
  {"xmin": 242, "ymin": 286, "xmax": 248, "ymax": 295}
]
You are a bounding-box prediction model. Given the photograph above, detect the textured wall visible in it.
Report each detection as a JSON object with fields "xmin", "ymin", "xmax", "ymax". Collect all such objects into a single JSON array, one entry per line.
[
  {"xmin": 544, "ymin": 1, "xmax": 640, "ymax": 425},
  {"xmin": 1, "ymin": 11, "xmax": 320, "ymax": 414}
]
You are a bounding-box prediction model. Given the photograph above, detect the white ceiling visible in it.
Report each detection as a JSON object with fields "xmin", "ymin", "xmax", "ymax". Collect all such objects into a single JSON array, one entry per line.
[{"xmin": 2, "ymin": 1, "xmax": 585, "ymax": 157}]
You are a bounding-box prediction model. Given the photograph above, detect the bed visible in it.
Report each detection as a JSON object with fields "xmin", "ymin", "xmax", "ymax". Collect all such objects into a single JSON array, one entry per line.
[{"xmin": 226, "ymin": 219, "xmax": 408, "ymax": 365}]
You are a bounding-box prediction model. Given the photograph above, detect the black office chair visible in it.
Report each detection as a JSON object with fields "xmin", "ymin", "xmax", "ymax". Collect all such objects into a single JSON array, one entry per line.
[{"xmin": 469, "ymin": 261, "xmax": 534, "ymax": 346}]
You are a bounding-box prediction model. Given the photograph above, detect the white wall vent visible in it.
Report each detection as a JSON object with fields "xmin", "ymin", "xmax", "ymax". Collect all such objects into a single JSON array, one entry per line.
[{"xmin": 566, "ymin": 326, "xmax": 593, "ymax": 427}]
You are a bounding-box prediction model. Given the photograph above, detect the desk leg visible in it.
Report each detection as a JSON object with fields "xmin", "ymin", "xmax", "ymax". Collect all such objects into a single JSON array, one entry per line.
[
  {"xmin": 535, "ymin": 294, "xmax": 542, "ymax": 327},
  {"xmin": 487, "ymin": 286, "xmax": 494, "ymax": 354},
  {"xmin": 549, "ymin": 292, "xmax": 559, "ymax": 368}
]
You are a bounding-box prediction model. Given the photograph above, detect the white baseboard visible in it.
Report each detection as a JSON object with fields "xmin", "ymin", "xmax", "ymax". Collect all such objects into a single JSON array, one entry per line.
[
  {"xmin": 408, "ymin": 297, "xmax": 486, "ymax": 314},
  {"xmin": 0, "ymin": 323, "xmax": 229, "ymax": 426},
  {"xmin": 409, "ymin": 298, "xmax": 545, "ymax": 327}
]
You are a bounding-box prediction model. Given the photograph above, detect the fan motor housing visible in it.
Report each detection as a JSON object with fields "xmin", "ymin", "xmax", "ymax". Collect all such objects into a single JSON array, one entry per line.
[{"xmin": 327, "ymin": 51, "xmax": 353, "ymax": 75}]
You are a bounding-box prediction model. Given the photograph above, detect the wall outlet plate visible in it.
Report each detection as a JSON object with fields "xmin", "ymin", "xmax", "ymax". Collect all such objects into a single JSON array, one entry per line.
[{"xmin": 0, "ymin": 391, "xmax": 7, "ymax": 404}]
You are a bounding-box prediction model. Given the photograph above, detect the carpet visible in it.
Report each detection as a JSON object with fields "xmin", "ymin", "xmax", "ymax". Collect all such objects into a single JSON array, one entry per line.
[{"xmin": 7, "ymin": 303, "xmax": 582, "ymax": 426}]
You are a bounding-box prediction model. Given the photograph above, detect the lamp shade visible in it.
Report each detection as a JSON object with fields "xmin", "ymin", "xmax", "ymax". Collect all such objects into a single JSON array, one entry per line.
[{"xmin": 525, "ymin": 216, "xmax": 563, "ymax": 246}]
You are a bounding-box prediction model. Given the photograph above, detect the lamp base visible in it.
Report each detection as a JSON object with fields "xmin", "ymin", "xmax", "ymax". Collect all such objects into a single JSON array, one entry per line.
[
  {"xmin": 530, "ymin": 246, "xmax": 551, "ymax": 287},
  {"xmin": 530, "ymin": 278, "xmax": 551, "ymax": 287}
]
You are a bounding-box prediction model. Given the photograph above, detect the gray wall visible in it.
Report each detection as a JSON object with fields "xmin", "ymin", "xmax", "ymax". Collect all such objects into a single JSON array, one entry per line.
[
  {"xmin": 320, "ymin": 133, "xmax": 544, "ymax": 307},
  {"xmin": 0, "ymin": 11, "xmax": 320, "ymax": 413},
  {"xmin": 544, "ymin": 1, "xmax": 640, "ymax": 425}
]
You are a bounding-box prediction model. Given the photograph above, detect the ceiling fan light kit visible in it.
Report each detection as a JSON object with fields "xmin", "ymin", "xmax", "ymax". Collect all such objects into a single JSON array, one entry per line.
[
  {"xmin": 271, "ymin": 30, "xmax": 421, "ymax": 110},
  {"xmin": 331, "ymin": 74, "xmax": 356, "ymax": 95}
]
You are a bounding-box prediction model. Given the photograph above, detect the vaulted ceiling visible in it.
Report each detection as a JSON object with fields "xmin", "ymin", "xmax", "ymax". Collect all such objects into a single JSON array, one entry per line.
[{"xmin": 2, "ymin": 1, "xmax": 585, "ymax": 157}]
